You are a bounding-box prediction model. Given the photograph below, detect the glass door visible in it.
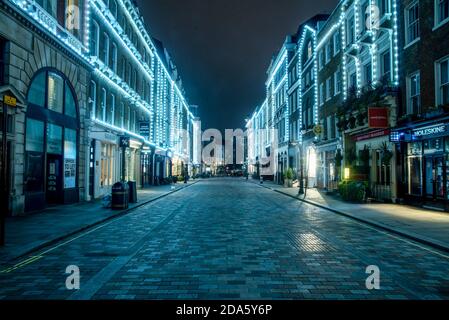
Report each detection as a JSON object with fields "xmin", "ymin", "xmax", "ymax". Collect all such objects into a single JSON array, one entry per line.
[
  {"xmin": 425, "ymin": 157, "xmax": 434, "ymax": 198},
  {"xmin": 425, "ymin": 156, "xmax": 446, "ymax": 200},
  {"xmin": 435, "ymin": 156, "xmax": 445, "ymax": 199},
  {"xmin": 46, "ymin": 154, "xmax": 63, "ymax": 204}
]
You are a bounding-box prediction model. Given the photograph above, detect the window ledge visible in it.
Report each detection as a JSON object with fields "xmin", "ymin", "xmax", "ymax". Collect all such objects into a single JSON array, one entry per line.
[
  {"xmin": 433, "ymin": 18, "xmax": 449, "ymax": 32},
  {"xmin": 404, "ymin": 38, "xmax": 420, "ymax": 50}
]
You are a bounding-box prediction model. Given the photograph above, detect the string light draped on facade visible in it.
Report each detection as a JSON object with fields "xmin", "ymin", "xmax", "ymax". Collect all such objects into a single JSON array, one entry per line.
[{"xmin": 1, "ymin": 0, "xmax": 200, "ymax": 215}]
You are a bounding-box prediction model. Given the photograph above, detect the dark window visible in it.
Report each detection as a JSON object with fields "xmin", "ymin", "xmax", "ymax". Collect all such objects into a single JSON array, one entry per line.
[
  {"xmin": 28, "ymin": 70, "xmax": 78, "ymax": 117},
  {"xmin": 0, "ymin": 38, "xmax": 5, "ymax": 85}
]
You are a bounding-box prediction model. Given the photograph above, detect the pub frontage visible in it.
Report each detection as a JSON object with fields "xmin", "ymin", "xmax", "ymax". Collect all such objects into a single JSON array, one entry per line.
[{"xmin": 392, "ymin": 119, "xmax": 449, "ymax": 212}]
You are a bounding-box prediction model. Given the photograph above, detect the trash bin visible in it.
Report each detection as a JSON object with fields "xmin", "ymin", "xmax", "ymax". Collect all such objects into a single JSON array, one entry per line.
[
  {"xmin": 128, "ymin": 181, "xmax": 138, "ymax": 203},
  {"xmin": 112, "ymin": 182, "xmax": 129, "ymax": 210}
]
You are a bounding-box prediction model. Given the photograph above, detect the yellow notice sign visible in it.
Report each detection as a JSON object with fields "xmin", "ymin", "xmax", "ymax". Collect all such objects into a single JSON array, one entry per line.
[{"xmin": 4, "ymin": 95, "xmax": 17, "ymax": 107}]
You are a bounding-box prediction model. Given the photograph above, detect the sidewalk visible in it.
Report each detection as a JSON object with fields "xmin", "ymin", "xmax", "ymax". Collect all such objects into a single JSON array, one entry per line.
[
  {"xmin": 0, "ymin": 181, "xmax": 198, "ymax": 264},
  {"xmin": 254, "ymin": 179, "xmax": 449, "ymax": 253}
]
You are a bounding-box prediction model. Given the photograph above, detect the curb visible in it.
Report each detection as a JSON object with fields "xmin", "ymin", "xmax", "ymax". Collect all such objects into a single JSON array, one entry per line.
[
  {"xmin": 2, "ymin": 181, "xmax": 200, "ymax": 265},
  {"xmin": 255, "ymin": 181, "xmax": 449, "ymax": 254}
]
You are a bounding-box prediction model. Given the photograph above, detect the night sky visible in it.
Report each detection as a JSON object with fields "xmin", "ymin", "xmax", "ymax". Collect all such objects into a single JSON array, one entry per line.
[{"xmin": 136, "ymin": 0, "xmax": 339, "ymax": 132}]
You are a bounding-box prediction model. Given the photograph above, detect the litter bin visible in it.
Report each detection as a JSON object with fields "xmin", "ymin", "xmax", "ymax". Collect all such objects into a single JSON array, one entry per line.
[
  {"xmin": 112, "ymin": 182, "xmax": 129, "ymax": 210},
  {"xmin": 128, "ymin": 181, "xmax": 138, "ymax": 203}
]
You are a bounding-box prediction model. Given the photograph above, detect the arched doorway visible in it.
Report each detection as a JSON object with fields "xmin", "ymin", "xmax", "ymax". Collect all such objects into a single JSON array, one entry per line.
[{"xmin": 24, "ymin": 69, "xmax": 79, "ymax": 211}]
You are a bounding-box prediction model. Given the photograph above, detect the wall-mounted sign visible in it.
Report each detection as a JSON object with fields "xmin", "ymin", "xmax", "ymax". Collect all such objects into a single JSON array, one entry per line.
[
  {"xmin": 64, "ymin": 158, "xmax": 76, "ymax": 189},
  {"xmin": 4, "ymin": 95, "xmax": 17, "ymax": 107},
  {"xmin": 354, "ymin": 129, "xmax": 390, "ymax": 142},
  {"xmin": 139, "ymin": 122, "xmax": 150, "ymax": 139},
  {"xmin": 368, "ymin": 107, "xmax": 389, "ymax": 128},
  {"xmin": 313, "ymin": 124, "xmax": 323, "ymax": 137},
  {"xmin": 413, "ymin": 124, "xmax": 448, "ymax": 138},
  {"xmin": 119, "ymin": 136, "xmax": 130, "ymax": 148}
]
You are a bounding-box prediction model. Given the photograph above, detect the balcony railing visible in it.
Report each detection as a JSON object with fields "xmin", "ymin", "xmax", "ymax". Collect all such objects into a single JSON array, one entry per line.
[{"xmin": 8, "ymin": 0, "xmax": 87, "ymax": 57}]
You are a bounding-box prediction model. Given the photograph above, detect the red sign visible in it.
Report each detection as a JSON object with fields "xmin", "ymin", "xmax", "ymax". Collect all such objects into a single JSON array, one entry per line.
[
  {"xmin": 354, "ymin": 129, "xmax": 390, "ymax": 142},
  {"xmin": 368, "ymin": 107, "xmax": 389, "ymax": 128}
]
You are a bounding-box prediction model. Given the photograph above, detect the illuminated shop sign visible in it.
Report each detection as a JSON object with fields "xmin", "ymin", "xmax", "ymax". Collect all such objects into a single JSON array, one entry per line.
[
  {"xmin": 413, "ymin": 124, "xmax": 447, "ymax": 138},
  {"xmin": 391, "ymin": 124, "xmax": 449, "ymax": 142}
]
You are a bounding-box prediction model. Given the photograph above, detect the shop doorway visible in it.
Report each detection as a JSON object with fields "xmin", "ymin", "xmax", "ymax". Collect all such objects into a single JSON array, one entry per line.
[
  {"xmin": 0, "ymin": 140, "xmax": 11, "ymax": 214},
  {"xmin": 424, "ymin": 156, "xmax": 445, "ymax": 200},
  {"xmin": 46, "ymin": 154, "xmax": 63, "ymax": 204}
]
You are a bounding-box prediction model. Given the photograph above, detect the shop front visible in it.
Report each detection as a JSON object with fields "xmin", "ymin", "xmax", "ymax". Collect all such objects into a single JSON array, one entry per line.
[
  {"xmin": 350, "ymin": 129, "xmax": 395, "ymax": 202},
  {"xmin": 392, "ymin": 122, "xmax": 449, "ymax": 210},
  {"xmin": 24, "ymin": 69, "xmax": 80, "ymax": 212},
  {"xmin": 88, "ymin": 130, "xmax": 119, "ymax": 200},
  {"xmin": 140, "ymin": 146, "xmax": 154, "ymax": 188},
  {"xmin": 154, "ymin": 149, "xmax": 167, "ymax": 185},
  {"xmin": 172, "ymin": 155, "xmax": 184, "ymax": 178},
  {"xmin": 316, "ymin": 141, "xmax": 339, "ymax": 191}
]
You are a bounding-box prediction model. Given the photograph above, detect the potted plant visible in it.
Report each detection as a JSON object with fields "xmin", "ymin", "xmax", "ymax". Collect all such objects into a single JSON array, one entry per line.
[
  {"xmin": 335, "ymin": 149, "xmax": 343, "ymax": 168},
  {"xmin": 348, "ymin": 115, "xmax": 357, "ymax": 129},
  {"xmin": 380, "ymin": 142, "xmax": 393, "ymax": 166},
  {"xmin": 283, "ymin": 168, "xmax": 294, "ymax": 188}
]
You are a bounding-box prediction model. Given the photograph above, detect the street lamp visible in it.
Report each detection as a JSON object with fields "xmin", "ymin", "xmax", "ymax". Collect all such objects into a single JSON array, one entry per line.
[{"xmin": 298, "ymin": 145, "xmax": 305, "ymax": 196}]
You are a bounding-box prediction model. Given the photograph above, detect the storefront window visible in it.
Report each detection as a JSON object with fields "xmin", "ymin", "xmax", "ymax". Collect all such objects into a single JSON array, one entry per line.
[
  {"xmin": 25, "ymin": 119, "xmax": 45, "ymax": 193},
  {"xmin": 424, "ymin": 138, "xmax": 443, "ymax": 154},
  {"xmin": 376, "ymin": 150, "xmax": 391, "ymax": 185},
  {"xmin": 101, "ymin": 143, "xmax": 114, "ymax": 187},
  {"xmin": 126, "ymin": 149, "xmax": 136, "ymax": 182},
  {"xmin": 25, "ymin": 69, "xmax": 79, "ymax": 208},
  {"xmin": 446, "ymin": 155, "xmax": 449, "ymax": 200},
  {"xmin": 65, "ymin": 82, "xmax": 77, "ymax": 118},
  {"xmin": 408, "ymin": 142, "xmax": 422, "ymax": 156},
  {"xmin": 26, "ymin": 119, "xmax": 45, "ymax": 152},
  {"xmin": 408, "ymin": 157, "xmax": 422, "ymax": 196},
  {"xmin": 48, "ymin": 72, "xmax": 64, "ymax": 113},
  {"xmin": 46, "ymin": 123, "xmax": 63, "ymax": 155},
  {"xmin": 64, "ymin": 128, "xmax": 77, "ymax": 189},
  {"xmin": 28, "ymin": 72, "xmax": 46, "ymax": 107}
]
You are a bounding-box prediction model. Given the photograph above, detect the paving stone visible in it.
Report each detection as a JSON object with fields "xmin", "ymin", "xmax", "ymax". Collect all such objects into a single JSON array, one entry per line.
[{"xmin": 1, "ymin": 179, "xmax": 449, "ymax": 300}]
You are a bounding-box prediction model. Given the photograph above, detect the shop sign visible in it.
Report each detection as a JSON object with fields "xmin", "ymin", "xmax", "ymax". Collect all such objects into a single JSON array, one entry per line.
[
  {"xmin": 4, "ymin": 95, "xmax": 17, "ymax": 107},
  {"xmin": 413, "ymin": 124, "xmax": 448, "ymax": 139},
  {"xmin": 119, "ymin": 136, "xmax": 130, "ymax": 148},
  {"xmin": 368, "ymin": 107, "xmax": 389, "ymax": 128},
  {"xmin": 354, "ymin": 129, "xmax": 390, "ymax": 142},
  {"xmin": 313, "ymin": 125, "xmax": 323, "ymax": 137},
  {"xmin": 139, "ymin": 122, "xmax": 150, "ymax": 139}
]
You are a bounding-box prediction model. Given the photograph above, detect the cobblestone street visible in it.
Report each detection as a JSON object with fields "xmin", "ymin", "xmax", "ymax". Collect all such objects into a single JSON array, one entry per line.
[{"xmin": 1, "ymin": 178, "xmax": 449, "ymax": 300}]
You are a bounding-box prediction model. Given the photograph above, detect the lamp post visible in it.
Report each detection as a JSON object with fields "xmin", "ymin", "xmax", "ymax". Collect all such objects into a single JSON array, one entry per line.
[{"xmin": 298, "ymin": 144, "xmax": 305, "ymax": 196}]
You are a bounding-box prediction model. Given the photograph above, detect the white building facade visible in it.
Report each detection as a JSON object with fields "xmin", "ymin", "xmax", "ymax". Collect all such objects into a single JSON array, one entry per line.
[{"xmin": 1, "ymin": 0, "xmax": 198, "ymax": 215}]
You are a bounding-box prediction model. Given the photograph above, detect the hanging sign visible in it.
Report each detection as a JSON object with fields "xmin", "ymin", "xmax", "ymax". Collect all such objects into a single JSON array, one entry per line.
[
  {"xmin": 313, "ymin": 124, "xmax": 323, "ymax": 137},
  {"xmin": 139, "ymin": 122, "xmax": 150, "ymax": 139},
  {"xmin": 368, "ymin": 107, "xmax": 389, "ymax": 128}
]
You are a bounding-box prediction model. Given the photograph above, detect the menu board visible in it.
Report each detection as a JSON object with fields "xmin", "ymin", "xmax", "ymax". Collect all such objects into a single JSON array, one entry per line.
[{"xmin": 64, "ymin": 158, "xmax": 76, "ymax": 189}]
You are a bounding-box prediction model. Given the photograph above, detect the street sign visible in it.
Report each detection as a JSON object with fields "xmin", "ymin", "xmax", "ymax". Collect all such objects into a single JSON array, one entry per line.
[{"xmin": 4, "ymin": 95, "xmax": 17, "ymax": 107}]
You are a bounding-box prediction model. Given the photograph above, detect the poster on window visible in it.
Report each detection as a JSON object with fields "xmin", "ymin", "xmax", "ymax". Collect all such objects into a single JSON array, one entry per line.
[{"xmin": 64, "ymin": 158, "xmax": 76, "ymax": 189}]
